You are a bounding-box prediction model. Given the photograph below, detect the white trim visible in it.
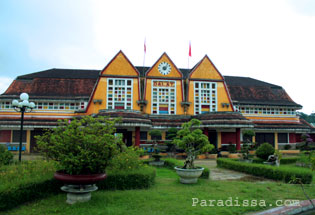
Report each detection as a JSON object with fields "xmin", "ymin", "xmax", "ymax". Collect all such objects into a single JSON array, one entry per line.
[
  {"xmin": 194, "ymin": 81, "xmax": 217, "ymax": 115},
  {"xmin": 151, "ymin": 80, "xmax": 176, "ymax": 115},
  {"xmin": 106, "ymin": 78, "xmax": 133, "ymax": 110}
]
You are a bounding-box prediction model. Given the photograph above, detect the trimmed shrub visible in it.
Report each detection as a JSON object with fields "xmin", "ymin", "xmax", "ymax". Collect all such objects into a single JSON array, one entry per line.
[
  {"xmin": 227, "ymin": 144, "xmax": 236, "ymax": 153},
  {"xmin": 252, "ymin": 157, "xmax": 298, "ymax": 165},
  {"xmin": 256, "ymin": 143, "xmax": 275, "ymax": 160},
  {"xmin": 0, "ymin": 145, "xmax": 13, "ymax": 166},
  {"xmin": 280, "ymin": 157, "xmax": 299, "ymax": 164},
  {"xmin": 217, "ymin": 158, "xmax": 312, "ymax": 184},
  {"xmin": 98, "ymin": 166, "xmax": 156, "ymax": 190},
  {"xmin": 284, "ymin": 144, "xmax": 291, "ymax": 150},
  {"xmin": 0, "ymin": 160, "xmax": 61, "ymax": 211},
  {"xmin": 107, "ymin": 147, "xmax": 143, "ymax": 171}
]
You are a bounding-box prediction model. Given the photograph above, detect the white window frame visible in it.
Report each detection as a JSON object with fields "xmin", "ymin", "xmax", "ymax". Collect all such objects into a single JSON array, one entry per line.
[
  {"xmin": 106, "ymin": 78, "xmax": 133, "ymax": 110},
  {"xmin": 151, "ymin": 79, "xmax": 176, "ymax": 115},
  {"xmin": 194, "ymin": 81, "xmax": 217, "ymax": 115}
]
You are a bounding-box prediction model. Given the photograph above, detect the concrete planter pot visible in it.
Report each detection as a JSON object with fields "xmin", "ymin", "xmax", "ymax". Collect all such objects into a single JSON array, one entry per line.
[
  {"xmin": 207, "ymin": 154, "xmax": 218, "ymax": 159},
  {"xmin": 54, "ymin": 171, "xmax": 106, "ymax": 204},
  {"xmin": 221, "ymin": 151, "xmax": 230, "ymax": 157},
  {"xmin": 249, "ymin": 150, "xmax": 256, "ymax": 155},
  {"xmin": 139, "ymin": 155, "xmax": 150, "ymax": 160},
  {"xmin": 174, "ymin": 167, "xmax": 204, "ymax": 184},
  {"xmin": 197, "ymin": 154, "xmax": 207, "ymax": 159},
  {"xmin": 228, "ymin": 153, "xmax": 241, "ymax": 159}
]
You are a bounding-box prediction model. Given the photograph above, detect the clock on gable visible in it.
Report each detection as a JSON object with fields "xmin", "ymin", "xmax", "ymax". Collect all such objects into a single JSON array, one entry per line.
[{"xmin": 158, "ymin": 62, "xmax": 171, "ymax": 75}]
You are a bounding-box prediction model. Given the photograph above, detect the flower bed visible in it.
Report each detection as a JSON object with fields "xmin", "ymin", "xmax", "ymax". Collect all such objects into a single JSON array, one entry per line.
[{"xmin": 217, "ymin": 158, "xmax": 312, "ymax": 184}]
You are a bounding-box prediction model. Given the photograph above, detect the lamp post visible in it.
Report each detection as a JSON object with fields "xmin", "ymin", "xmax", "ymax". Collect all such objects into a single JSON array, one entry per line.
[{"xmin": 12, "ymin": 93, "xmax": 35, "ymax": 162}]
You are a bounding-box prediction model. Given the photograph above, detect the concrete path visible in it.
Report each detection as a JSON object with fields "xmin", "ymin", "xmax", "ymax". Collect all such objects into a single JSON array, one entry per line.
[{"xmin": 194, "ymin": 159, "xmax": 272, "ymax": 182}]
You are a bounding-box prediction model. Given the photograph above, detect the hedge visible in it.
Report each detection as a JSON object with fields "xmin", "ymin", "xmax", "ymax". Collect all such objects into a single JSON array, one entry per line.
[
  {"xmin": 252, "ymin": 157, "xmax": 299, "ymax": 164},
  {"xmin": 97, "ymin": 166, "xmax": 156, "ymax": 190},
  {"xmin": 217, "ymin": 158, "xmax": 312, "ymax": 184},
  {"xmin": 0, "ymin": 161, "xmax": 156, "ymax": 212},
  {"xmin": 146, "ymin": 158, "xmax": 210, "ymax": 179}
]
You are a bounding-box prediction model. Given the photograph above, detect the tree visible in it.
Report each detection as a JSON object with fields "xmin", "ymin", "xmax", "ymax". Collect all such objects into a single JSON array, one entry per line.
[{"xmin": 172, "ymin": 119, "xmax": 213, "ymax": 169}]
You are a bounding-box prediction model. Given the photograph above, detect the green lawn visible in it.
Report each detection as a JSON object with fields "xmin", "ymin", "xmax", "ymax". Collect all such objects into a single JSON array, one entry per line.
[{"xmin": 2, "ymin": 167, "xmax": 315, "ymax": 215}]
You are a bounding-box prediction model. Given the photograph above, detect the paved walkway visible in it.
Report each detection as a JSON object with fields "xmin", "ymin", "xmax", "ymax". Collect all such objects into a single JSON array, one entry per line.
[{"xmin": 194, "ymin": 159, "xmax": 272, "ymax": 182}]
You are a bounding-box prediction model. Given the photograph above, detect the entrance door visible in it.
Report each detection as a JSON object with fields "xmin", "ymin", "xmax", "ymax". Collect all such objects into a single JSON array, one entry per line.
[
  {"xmin": 30, "ymin": 129, "xmax": 45, "ymax": 153},
  {"xmin": 116, "ymin": 129, "xmax": 133, "ymax": 147},
  {"xmin": 208, "ymin": 131, "xmax": 217, "ymax": 148}
]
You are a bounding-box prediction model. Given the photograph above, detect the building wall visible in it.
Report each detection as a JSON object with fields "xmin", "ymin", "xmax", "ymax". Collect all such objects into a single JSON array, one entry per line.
[
  {"xmin": 221, "ymin": 132, "xmax": 236, "ymax": 145},
  {"xmin": 0, "ymin": 130, "xmax": 11, "ymax": 142}
]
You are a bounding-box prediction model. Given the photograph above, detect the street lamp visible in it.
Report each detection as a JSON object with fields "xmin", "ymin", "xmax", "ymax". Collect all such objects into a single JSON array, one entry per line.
[{"xmin": 12, "ymin": 93, "xmax": 35, "ymax": 162}]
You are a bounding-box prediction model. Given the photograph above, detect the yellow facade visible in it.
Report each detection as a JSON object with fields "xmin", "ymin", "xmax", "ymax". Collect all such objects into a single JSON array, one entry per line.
[
  {"xmin": 86, "ymin": 51, "xmax": 141, "ymax": 115},
  {"xmin": 186, "ymin": 56, "xmax": 233, "ymax": 115},
  {"xmin": 190, "ymin": 56, "xmax": 223, "ymax": 80},
  {"xmin": 146, "ymin": 53, "xmax": 182, "ymax": 78},
  {"xmin": 101, "ymin": 51, "xmax": 139, "ymax": 77}
]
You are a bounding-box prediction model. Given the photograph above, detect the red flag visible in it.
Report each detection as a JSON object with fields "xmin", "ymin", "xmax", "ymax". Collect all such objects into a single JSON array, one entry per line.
[
  {"xmin": 144, "ymin": 38, "xmax": 146, "ymax": 54},
  {"xmin": 189, "ymin": 41, "xmax": 191, "ymax": 57}
]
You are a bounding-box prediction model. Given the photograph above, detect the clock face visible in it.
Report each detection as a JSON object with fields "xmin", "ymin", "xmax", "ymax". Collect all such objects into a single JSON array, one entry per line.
[{"xmin": 158, "ymin": 62, "xmax": 171, "ymax": 75}]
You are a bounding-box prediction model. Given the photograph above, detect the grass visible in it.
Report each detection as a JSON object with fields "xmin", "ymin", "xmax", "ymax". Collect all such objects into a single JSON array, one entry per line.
[{"xmin": 2, "ymin": 167, "xmax": 315, "ymax": 215}]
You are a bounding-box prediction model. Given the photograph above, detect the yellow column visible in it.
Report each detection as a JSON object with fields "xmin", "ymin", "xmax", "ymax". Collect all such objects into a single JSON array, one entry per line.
[
  {"xmin": 10, "ymin": 130, "xmax": 13, "ymax": 143},
  {"xmin": 252, "ymin": 136, "xmax": 256, "ymax": 143},
  {"xmin": 147, "ymin": 132, "xmax": 151, "ymax": 141},
  {"xmin": 132, "ymin": 131, "xmax": 136, "ymax": 146},
  {"xmin": 274, "ymin": 132, "xmax": 278, "ymax": 150},
  {"xmin": 162, "ymin": 131, "xmax": 166, "ymax": 140},
  {"xmin": 217, "ymin": 132, "xmax": 222, "ymax": 148},
  {"xmin": 26, "ymin": 130, "xmax": 31, "ymax": 153}
]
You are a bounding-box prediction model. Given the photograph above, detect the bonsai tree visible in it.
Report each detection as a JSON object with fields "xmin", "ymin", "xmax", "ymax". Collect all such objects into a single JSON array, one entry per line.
[
  {"xmin": 243, "ymin": 130, "xmax": 255, "ymax": 143},
  {"xmin": 149, "ymin": 129, "xmax": 162, "ymax": 161},
  {"xmin": 36, "ymin": 116, "xmax": 125, "ymax": 175},
  {"xmin": 227, "ymin": 144, "xmax": 236, "ymax": 153},
  {"xmin": 173, "ymin": 119, "xmax": 213, "ymax": 169},
  {"xmin": 241, "ymin": 143, "xmax": 250, "ymax": 160}
]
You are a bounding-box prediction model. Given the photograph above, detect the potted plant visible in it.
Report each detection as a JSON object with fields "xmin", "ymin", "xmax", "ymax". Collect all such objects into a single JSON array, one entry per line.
[
  {"xmin": 149, "ymin": 129, "xmax": 164, "ymax": 166},
  {"xmin": 36, "ymin": 116, "xmax": 124, "ymax": 204},
  {"xmin": 240, "ymin": 142, "xmax": 252, "ymax": 162},
  {"xmin": 172, "ymin": 119, "xmax": 213, "ymax": 184}
]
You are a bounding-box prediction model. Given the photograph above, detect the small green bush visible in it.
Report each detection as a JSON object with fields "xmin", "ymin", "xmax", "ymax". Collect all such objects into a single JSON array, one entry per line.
[
  {"xmin": 256, "ymin": 143, "xmax": 275, "ymax": 160},
  {"xmin": 0, "ymin": 145, "xmax": 13, "ymax": 166},
  {"xmin": 217, "ymin": 158, "xmax": 312, "ymax": 184},
  {"xmin": 284, "ymin": 144, "xmax": 291, "ymax": 150},
  {"xmin": 107, "ymin": 147, "xmax": 143, "ymax": 171},
  {"xmin": 227, "ymin": 144, "xmax": 236, "ymax": 153}
]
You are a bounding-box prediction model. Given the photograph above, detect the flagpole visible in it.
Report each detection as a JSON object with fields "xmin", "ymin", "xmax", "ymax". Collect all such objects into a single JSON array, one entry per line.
[
  {"xmin": 143, "ymin": 37, "xmax": 146, "ymax": 68},
  {"xmin": 188, "ymin": 40, "xmax": 191, "ymax": 69}
]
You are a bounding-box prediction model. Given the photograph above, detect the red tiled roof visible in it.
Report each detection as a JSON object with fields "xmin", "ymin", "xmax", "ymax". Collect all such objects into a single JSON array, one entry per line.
[{"xmin": 4, "ymin": 78, "xmax": 96, "ymax": 98}]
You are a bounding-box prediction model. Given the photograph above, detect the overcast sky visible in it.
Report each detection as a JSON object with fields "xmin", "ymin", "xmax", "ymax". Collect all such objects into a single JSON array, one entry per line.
[{"xmin": 1, "ymin": 0, "xmax": 315, "ymax": 114}]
